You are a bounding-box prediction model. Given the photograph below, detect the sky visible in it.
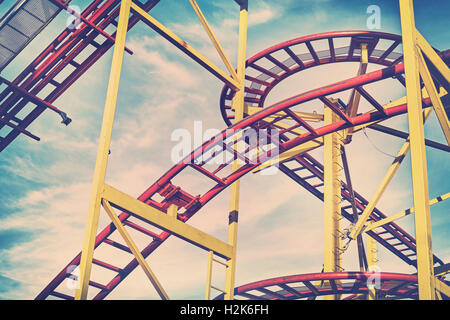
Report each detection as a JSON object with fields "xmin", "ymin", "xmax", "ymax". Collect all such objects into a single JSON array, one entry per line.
[{"xmin": 0, "ymin": 0, "xmax": 449, "ymax": 300}]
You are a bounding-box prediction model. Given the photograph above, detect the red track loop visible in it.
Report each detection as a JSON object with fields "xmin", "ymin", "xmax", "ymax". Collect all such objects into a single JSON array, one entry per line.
[
  {"xmin": 213, "ymin": 272, "xmax": 436, "ymax": 300},
  {"xmin": 36, "ymin": 41, "xmax": 450, "ymax": 299},
  {"xmin": 220, "ymin": 31, "xmax": 406, "ymax": 126},
  {"xmin": 0, "ymin": 0, "xmax": 161, "ymax": 152}
]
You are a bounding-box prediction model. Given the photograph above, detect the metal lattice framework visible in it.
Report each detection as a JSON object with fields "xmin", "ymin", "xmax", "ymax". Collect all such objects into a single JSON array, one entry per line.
[
  {"xmin": 219, "ymin": 31, "xmax": 405, "ymax": 126},
  {"xmin": 0, "ymin": 0, "xmax": 449, "ymax": 300},
  {"xmin": 213, "ymin": 272, "xmax": 423, "ymax": 300}
]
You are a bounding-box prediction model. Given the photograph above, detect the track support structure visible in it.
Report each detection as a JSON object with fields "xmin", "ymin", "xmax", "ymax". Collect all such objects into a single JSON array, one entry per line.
[
  {"xmin": 400, "ymin": 0, "xmax": 439, "ymax": 300},
  {"xmin": 323, "ymin": 99, "xmax": 344, "ymax": 300},
  {"xmin": 74, "ymin": 0, "xmax": 248, "ymax": 300}
]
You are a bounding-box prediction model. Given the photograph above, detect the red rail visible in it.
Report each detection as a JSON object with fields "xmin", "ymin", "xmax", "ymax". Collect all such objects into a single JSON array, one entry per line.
[{"xmin": 36, "ymin": 47, "xmax": 449, "ymax": 299}]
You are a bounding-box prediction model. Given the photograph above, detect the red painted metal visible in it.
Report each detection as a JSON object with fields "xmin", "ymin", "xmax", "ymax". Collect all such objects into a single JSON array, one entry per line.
[
  {"xmin": 0, "ymin": 0, "xmax": 161, "ymax": 152},
  {"xmin": 220, "ymin": 31, "xmax": 406, "ymax": 126},
  {"xmin": 36, "ymin": 43, "xmax": 449, "ymax": 299}
]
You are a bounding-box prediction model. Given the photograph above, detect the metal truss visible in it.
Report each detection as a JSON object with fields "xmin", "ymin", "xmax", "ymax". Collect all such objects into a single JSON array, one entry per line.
[
  {"xmin": 0, "ymin": 0, "xmax": 446, "ymax": 300},
  {"xmin": 0, "ymin": 0, "xmax": 161, "ymax": 152},
  {"xmin": 35, "ymin": 38, "xmax": 450, "ymax": 299}
]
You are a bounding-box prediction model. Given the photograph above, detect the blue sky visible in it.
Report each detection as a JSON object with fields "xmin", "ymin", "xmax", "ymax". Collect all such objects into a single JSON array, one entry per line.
[{"xmin": 0, "ymin": 0, "xmax": 449, "ymax": 299}]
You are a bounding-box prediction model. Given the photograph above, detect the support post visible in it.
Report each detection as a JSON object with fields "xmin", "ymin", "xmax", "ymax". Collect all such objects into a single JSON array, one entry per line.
[
  {"xmin": 343, "ymin": 43, "xmax": 369, "ymax": 143},
  {"xmin": 323, "ymin": 100, "xmax": 343, "ymax": 300},
  {"xmin": 75, "ymin": 0, "xmax": 131, "ymax": 300},
  {"xmin": 399, "ymin": 0, "xmax": 435, "ymax": 300},
  {"xmin": 348, "ymin": 108, "xmax": 432, "ymax": 240},
  {"xmin": 366, "ymin": 232, "xmax": 378, "ymax": 300},
  {"xmin": 102, "ymin": 200, "xmax": 169, "ymax": 300},
  {"xmin": 205, "ymin": 251, "xmax": 214, "ymax": 300},
  {"xmin": 224, "ymin": 0, "xmax": 248, "ymax": 300}
]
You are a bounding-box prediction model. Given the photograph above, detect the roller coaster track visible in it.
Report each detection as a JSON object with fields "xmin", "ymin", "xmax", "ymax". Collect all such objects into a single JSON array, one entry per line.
[
  {"xmin": 213, "ymin": 272, "xmax": 430, "ymax": 300},
  {"xmin": 34, "ymin": 25, "xmax": 450, "ymax": 298},
  {"xmin": 0, "ymin": 0, "xmax": 160, "ymax": 152}
]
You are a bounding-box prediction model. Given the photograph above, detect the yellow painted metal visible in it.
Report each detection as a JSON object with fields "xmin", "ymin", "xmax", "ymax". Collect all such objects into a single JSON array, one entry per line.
[
  {"xmin": 400, "ymin": 0, "xmax": 435, "ymax": 300},
  {"xmin": 205, "ymin": 250, "xmax": 213, "ymax": 300},
  {"xmin": 323, "ymin": 101, "xmax": 343, "ymax": 300},
  {"xmin": 252, "ymin": 139, "xmax": 323, "ymax": 173},
  {"xmin": 167, "ymin": 204, "xmax": 178, "ymax": 218},
  {"xmin": 101, "ymin": 184, "xmax": 233, "ymax": 259},
  {"xmin": 343, "ymin": 43, "xmax": 369, "ymax": 143},
  {"xmin": 416, "ymin": 31, "xmax": 450, "ymax": 84},
  {"xmin": 244, "ymin": 104, "xmax": 324, "ymax": 122},
  {"xmin": 350, "ymin": 86, "xmax": 444, "ymax": 133},
  {"xmin": 211, "ymin": 285, "xmax": 227, "ymax": 293},
  {"xmin": 417, "ymin": 50, "xmax": 450, "ymax": 145},
  {"xmin": 75, "ymin": 0, "xmax": 131, "ymax": 300},
  {"xmin": 224, "ymin": 0, "xmax": 247, "ymax": 301},
  {"xmin": 349, "ymin": 107, "xmax": 433, "ymax": 240},
  {"xmin": 102, "ymin": 199, "xmax": 169, "ymax": 300},
  {"xmin": 364, "ymin": 192, "xmax": 450, "ymax": 233},
  {"xmin": 130, "ymin": 2, "xmax": 239, "ymax": 91},
  {"xmin": 213, "ymin": 257, "xmax": 229, "ymax": 267},
  {"xmin": 366, "ymin": 232, "xmax": 378, "ymax": 300},
  {"xmin": 188, "ymin": 0, "xmax": 239, "ymax": 82},
  {"xmin": 346, "ymin": 43, "xmax": 369, "ymax": 116}
]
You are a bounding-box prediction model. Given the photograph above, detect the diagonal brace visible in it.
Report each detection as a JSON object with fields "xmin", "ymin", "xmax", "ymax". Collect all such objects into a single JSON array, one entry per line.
[
  {"xmin": 130, "ymin": 2, "xmax": 240, "ymax": 91},
  {"xmin": 102, "ymin": 199, "xmax": 169, "ymax": 300},
  {"xmin": 348, "ymin": 108, "xmax": 433, "ymax": 240}
]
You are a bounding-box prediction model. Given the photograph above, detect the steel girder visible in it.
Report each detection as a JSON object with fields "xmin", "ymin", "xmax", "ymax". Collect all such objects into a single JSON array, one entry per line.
[{"xmin": 36, "ymin": 42, "xmax": 450, "ymax": 299}]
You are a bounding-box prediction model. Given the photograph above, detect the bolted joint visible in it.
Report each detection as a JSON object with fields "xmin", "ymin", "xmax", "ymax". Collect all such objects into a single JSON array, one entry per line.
[{"xmin": 229, "ymin": 210, "xmax": 239, "ymax": 224}]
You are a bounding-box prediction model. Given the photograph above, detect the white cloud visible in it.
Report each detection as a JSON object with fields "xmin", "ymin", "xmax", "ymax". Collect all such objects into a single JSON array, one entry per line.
[
  {"xmin": 248, "ymin": 2, "xmax": 282, "ymax": 27},
  {"xmin": 1, "ymin": 0, "xmax": 448, "ymax": 301}
]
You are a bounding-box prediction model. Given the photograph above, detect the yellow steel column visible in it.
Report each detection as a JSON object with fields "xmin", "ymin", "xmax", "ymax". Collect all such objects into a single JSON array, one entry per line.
[
  {"xmin": 366, "ymin": 231, "xmax": 378, "ymax": 300},
  {"xmin": 224, "ymin": 0, "xmax": 247, "ymax": 301},
  {"xmin": 205, "ymin": 251, "xmax": 214, "ymax": 300},
  {"xmin": 399, "ymin": 0, "xmax": 435, "ymax": 299},
  {"xmin": 348, "ymin": 108, "xmax": 432, "ymax": 239},
  {"xmin": 323, "ymin": 101, "xmax": 343, "ymax": 300},
  {"xmin": 75, "ymin": 0, "xmax": 131, "ymax": 300}
]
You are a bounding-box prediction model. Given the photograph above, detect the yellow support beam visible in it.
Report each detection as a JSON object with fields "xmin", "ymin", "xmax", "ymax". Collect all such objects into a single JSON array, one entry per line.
[
  {"xmin": 102, "ymin": 200, "xmax": 169, "ymax": 300},
  {"xmin": 244, "ymin": 104, "xmax": 324, "ymax": 122},
  {"xmin": 417, "ymin": 50, "xmax": 450, "ymax": 145},
  {"xmin": 323, "ymin": 101, "xmax": 343, "ymax": 300},
  {"xmin": 344, "ymin": 43, "xmax": 369, "ymax": 143},
  {"xmin": 75, "ymin": 0, "xmax": 132, "ymax": 300},
  {"xmin": 435, "ymin": 278, "xmax": 450, "ymax": 298},
  {"xmin": 348, "ymin": 108, "xmax": 432, "ymax": 240},
  {"xmin": 101, "ymin": 183, "xmax": 233, "ymax": 259},
  {"xmin": 366, "ymin": 232, "xmax": 378, "ymax": 300},
  {"xmin": 130, "ymin": 2, "xmax": 240, "ymax": 91},
  {"xmin": 188, "ymin": 0, "xmax": 239, "ymax": 81},
  {"xmin": 205, "ymin": 250, "xmax": 214, "ymax": 300},
  {"xmin": 364, "ymin": 192, "xmax": 450, "ymax": 233},
  {"xmin": 400, "ymin": 0, "xmax": 435, "ymax": 299},
  {"xmin": 416, "ymin": 30, "xmax": 450, "ymax": 84},
  {"xmin": 252, "ymin": 88, "xmax": 444, "ymax": 174},
  {"xmin": 224, "ymin": 0, "xmax": 248, "ymax": 301},
  {"xmin": 167, "ymin": 203, "xmax": 178, "ymax": 218}
]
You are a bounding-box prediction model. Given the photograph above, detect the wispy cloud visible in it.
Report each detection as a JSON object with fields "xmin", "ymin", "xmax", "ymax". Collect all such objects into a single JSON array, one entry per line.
[{"xmin": 0, "ymin": 0, "xmax": 448, "ymax": 300}]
